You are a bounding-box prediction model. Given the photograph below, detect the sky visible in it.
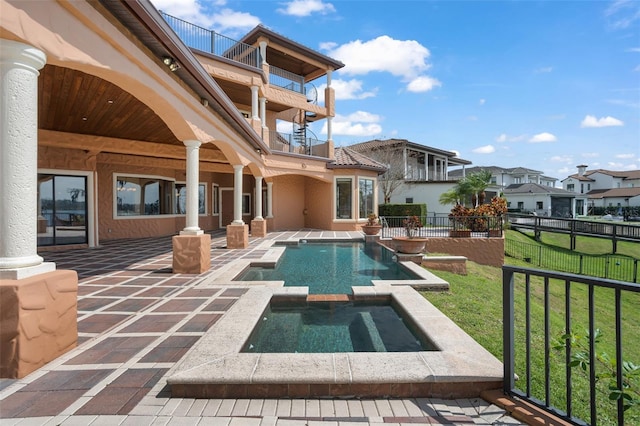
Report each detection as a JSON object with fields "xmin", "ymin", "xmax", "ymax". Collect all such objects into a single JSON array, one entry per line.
[{"xmin": 150, "ymin": 0, "xmax": 640, "ymax": 181}]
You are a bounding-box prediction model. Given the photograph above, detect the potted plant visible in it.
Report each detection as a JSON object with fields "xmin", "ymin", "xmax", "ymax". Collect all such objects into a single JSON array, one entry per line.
[
  {"xmin": 392, "ymin": 215, "xmax": 428, "ymax": 254},
  {"xmin": 361, "ymin": 213, "xmax": 382, "ymax": 236},
  {"xmin": 448, "ymin": 204, "xmax": 472, "ymax": 237}
]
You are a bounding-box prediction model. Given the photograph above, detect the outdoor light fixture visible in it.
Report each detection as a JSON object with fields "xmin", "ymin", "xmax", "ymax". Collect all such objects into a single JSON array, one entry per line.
[{"xmin": 163, "ymin": 57, "xmax": 180, "ymax": 72}]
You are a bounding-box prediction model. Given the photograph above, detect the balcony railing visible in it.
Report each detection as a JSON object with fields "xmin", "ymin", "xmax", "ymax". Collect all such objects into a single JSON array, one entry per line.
[
  {"xmin": 380, "ymin": 215, "xmax": 503, "ymax": 239},
  {"xmin": 503, "ymin": 266, "xmax": 640, "ymax": 425},
  {"xmin": 160, "ymin": 12, "xmax": 306, "ymax": 94},
  {"xmin": 268, "ymin": 130, "xmax": 328, "ymax": 157}
]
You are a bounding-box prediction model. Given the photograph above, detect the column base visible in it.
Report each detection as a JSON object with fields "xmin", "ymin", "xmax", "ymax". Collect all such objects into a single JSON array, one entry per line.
[
  {"xmin": 250, "ymin": 219, "xmax": 267, "ymax": 238},
  {"xmin": 172, "ymin": 234, "xmax": 211, "ymax": 274},
  {"xmin": 226, "ymin": 224, "xmax": 249, "ymax": 249},
  {"xmin": 0, "ymin": 262, "xmax": 56, "ymax": 280},
  {"xmin": 0, "ymin": 270, "xmax": 78, "ymax": 379}
]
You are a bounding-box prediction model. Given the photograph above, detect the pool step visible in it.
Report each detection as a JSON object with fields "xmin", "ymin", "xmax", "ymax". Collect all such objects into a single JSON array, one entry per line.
[{"xmin": 355, "ymin": 312, "xmax": 386, "ymax": 352}]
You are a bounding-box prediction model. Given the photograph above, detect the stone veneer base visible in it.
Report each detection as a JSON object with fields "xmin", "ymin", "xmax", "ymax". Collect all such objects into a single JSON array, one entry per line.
[
  {"xmin": 0, "ymin": 269, "xmax": 78, "ymax": 378},
  {"xmin": 172, "ymin": 234, "xmax": 211, "ymax": 274},
  {"xmin": 226, "ymin": 224, "xmax": 249, "ymax": 249}
]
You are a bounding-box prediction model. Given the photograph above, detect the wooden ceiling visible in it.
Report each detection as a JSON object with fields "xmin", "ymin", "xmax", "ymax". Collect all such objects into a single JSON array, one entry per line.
[{"xmin": 38, "ymin": 65, "xmax": 184, "ymax": 146}]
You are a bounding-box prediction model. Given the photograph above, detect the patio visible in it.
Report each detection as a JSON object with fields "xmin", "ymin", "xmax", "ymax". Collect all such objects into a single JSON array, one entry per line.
[{"xmin": 0, "ymin": 231, "xmax": 524, "ymax": 425}]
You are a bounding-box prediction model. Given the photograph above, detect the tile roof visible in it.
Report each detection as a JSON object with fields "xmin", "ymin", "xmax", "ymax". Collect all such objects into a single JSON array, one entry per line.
[
  {"xmin": 565, "ymin": 169, "xmax": 640, "ymax": 181},
  {"xmin": 503, "ymin": 182, "xmax": 574, "ymax": 195},
  {"xmin": 329, "ymin": 147, "xmax": 388, "ymax": 172},
  {"xmin": 587, "ymin": 187, "xmax": 640, "ymax": 199},
  {"xmin": 348, "ymin": 138, "xmax": 472, "ymax": 165},
  {"xmin": 449, "ymin": 165, "xmax": 547, "ymax": 177}
]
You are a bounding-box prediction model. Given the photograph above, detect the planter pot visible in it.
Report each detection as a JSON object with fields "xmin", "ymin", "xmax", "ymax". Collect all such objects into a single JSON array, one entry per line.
[
  {"xmin": 392, "ymin": 236, "xmax": 427, "ymax": 254},
  {"xmin": 488, "ymin": 229, "xmax": 502, "ymax": 237},
  {"xmin": 361, "ymin": 224, "xmax": 382, "ymax": 236},
  {"xmin": 449, "ymin": 230, "xmax": 471, "ymax": 238}
]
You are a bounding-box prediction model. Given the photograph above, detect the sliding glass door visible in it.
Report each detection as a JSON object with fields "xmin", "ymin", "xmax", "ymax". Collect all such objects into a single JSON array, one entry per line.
[{"xmin": 38, "ymin": 174, "xmax": 88, "ymax": 246}]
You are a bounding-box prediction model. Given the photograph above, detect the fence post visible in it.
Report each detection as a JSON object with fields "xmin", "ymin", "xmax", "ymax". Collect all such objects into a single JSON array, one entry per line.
[
  {"xmin": 502, "ymin": 268, "xmax": 515, "ymax": 393},
  {"xmin": 579, "ymin": 254, "xmax": 583, "ymax": 275},
  {"xmin": 634, "ymin": 259, "xmax": 638, "ymax": 284}
]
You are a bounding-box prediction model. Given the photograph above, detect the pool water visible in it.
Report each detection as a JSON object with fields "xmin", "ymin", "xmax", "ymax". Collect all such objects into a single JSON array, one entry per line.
[
  {"xmin": 242, "ymin": 301, "xmax": 435, "ymax": 353},
  {"xmin": 236, "ymin": 242, "xmax": 415, "ymax": 294}
]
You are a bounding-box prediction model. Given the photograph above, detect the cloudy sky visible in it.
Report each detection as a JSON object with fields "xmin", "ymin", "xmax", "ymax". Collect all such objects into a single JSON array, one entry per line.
[{"xmin": 151, "ymin": 0, "xmax": 639, "ymax": 180}]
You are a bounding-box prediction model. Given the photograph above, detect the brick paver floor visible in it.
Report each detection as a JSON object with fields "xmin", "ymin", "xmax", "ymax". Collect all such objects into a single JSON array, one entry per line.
[{"xmin": 0, "ymin": 231, "xmax": 525, "ymax": 425}]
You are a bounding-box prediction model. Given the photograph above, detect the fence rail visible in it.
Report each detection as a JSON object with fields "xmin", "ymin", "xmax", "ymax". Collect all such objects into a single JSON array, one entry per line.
[
  {"xmin": 505, "ymin": 239, "xmax": 638, "ymax": 283},
  {"xmin": 503, "ymin": 266, "xmax": 640, "ymax": 425},
  {"xmin": 380, "ymin": 215, "xmax": 503, "ymax": 239},
  {"xmin": 267, "ymin": 131, "xmax": 327, "ymax": 156}
]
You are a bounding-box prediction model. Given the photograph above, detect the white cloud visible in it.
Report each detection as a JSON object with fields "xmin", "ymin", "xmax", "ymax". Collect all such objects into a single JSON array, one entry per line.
[
  {"xmin": 608, "ymin": 161, "xmax": 638, "ymax": 170},
  {"xmin": 322, "ymin": 35, "xmax": 439, "ymax": 92},
  {"xmin": 318, "ymin": 79, "xmax": 377, "ymax": 101},
  {"xmin": 496, "ymin": 133, "xmax": 526, "ymax": 143},
  {"xmin": 467, "ymin": 115, "xmax": 478, "ymax": 121},
  {"xmin": 479, "ymin": 99, "xmax": 486, "ymax": 105},
  {"xmin": 550, "ymin": 155, "xmax": 573, "ymax": 163},
  {"xmin": 472, "ymin": 145, "xmax": 495, "ymax": 154},
  {"xmin": 581, "ymin": 152, "xmax": 600, "ymax": 158},
  {"xmin": 616, "ymin": 153, "xmax": 636, "ymax": 159},
  {"xmin": 605, "ymin": 0, "xmax": 640, "ymax": 30},
  {"xmin": 150, "ymin": 0, "xmax": 259, "ymax": 33},
  {"xmin": 323, "ymin": 112, "xmax": 382, "ymax": 136},
  {"xmin": 406, "ymin": 76, "xmax": 441, "ymax": 93},
  {"xmin": 557, "ymin": 167, "xmax": 571, "ymax": 174},
  {"xmin": 627, "ymin": 47, "xmax": 640, "ymax": 52},
  {"xmin": 449, "ymin": 149, "xmax": 461, "ymax": 158},
  {"xmin": 534, "ymin": 66, "xmax": 553, "ymax": 73},
  {"xmin": 634, "ymin": 65, "xmax": 640, "ymax": 72},
  {"xmin": 277, "ymin": 0, "xmax": 336, "ymax": 17},
  {"xmin": 580, "ymin": 115, "xmax": 624, "ymax": 128},
  {"xmin": 529, "ymin": 132, "xmax": 557, "ymax": 143}
]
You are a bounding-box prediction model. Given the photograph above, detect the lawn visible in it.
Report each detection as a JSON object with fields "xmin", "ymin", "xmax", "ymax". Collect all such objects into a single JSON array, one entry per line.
[{"xmin": 421, "ymin": 230, "xmax": 640, "ymax": 426}]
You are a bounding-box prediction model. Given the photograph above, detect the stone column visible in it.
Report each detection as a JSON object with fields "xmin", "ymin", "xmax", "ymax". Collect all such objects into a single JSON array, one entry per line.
[
  {"xmin": 251, "ymin": 176, "xmax": 266, "ymax": 237},
  {"xmin": 0, "ymin": 40, "xmax": 54, "ymax": 279},
  {"xmin": 266, "ymin": 181, "xmax": 273, "ymax": 218},
  {"xmin": 259, "ymin": 41, "xmax": 268, "ymax": 66},
  {"xmin": 181, "ymin": 140, "xmax": 203, "ymax": 235},
  {"xmin": 259, "ymin": 97, "xmax": 267, "ymax": 128},
  {"xmin": 227, "ymin": 164, "xmax": 249, "ymax": 248},
  {"xmin": 172, "ymin": 140, "xmax": 210, "ymax": 274},
  {"xmin": 250, "ymin": 85, "xmax": 259, "ymax": 120}
]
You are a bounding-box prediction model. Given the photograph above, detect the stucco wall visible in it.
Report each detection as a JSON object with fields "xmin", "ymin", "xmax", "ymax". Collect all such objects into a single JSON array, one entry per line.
[
  {"xmin": 0, "ymin": 270, "xmax": 78, "ymax": 378},
  {"xmin": 426, "ymin": 237, "xmax": 504, "ymax": 267},
  {"xmin": 272, "ymin": 175, "xmax": 306, "ymax": 230},
  {"xmin": 304, "ymin": 178, "xmax": 333, "ymax": 230}
]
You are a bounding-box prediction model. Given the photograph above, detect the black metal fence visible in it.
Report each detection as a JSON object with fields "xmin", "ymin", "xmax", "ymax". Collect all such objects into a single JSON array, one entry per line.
[
  {"xmin": 380, "ymin": 215, "xmax": 503, "ymax": 239},
  {"xmin": 503, "ymin": 266, "xmax": 640, "ymax": 425},
  {"xmin": 505, "ymin": 239, "xmax": 639, "ymax": 283}
]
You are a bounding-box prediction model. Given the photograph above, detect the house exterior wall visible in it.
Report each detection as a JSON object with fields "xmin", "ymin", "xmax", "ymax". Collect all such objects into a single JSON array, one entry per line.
[
  {"xmin": 504, "ymin": 194, "xmax": 553, "ymax": 215},
  {"xmin": 390, "ymin": 182, "xmax": 459, "ymax": 215}
]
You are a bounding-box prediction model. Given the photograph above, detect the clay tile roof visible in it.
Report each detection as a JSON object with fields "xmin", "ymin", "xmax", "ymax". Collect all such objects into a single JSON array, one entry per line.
[
  {"xmin": 587, "ymin": 187, "xmax": 640, "ymax": 199},
  {"xmin": 329, "ymin": 147, "xmax": 388, "ymax": 172},
  {"xmin": 503, "ymin": 182, "xmax": 574, "ymax": 195}
]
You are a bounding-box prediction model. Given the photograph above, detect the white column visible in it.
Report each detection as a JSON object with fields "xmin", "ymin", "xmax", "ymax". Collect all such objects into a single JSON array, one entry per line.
[
  {"xmin": 0, "ymin": 40, "xmax": 54, "ymax": 279},
  {"xmin": 181, "ymin": 140, "xmax": 203, "ymax": 235},
  {"xmin": 266, "ymin": 181, "xmax": 273, "ymax": 218},
  {"xmin": 259, "ymin": 97, "xmax": 267, "ymax": 128},
  {"xmin": 259, "ymin": 41, "xmax": 268, "ymax": 65},
  {"xmin": 255, "ymin": 176, "xmax": 263, "ymax": 220},
  {"xmin": 327, "ymin": 116, "xmax": 333, "ymax": 142},
  {"xmin": 250, "ymin": 86, "xmax": 259, "ymax": 120},
  {"xmin": 233, "ymin": 164, "xmax": 244, "ymax": 224}
]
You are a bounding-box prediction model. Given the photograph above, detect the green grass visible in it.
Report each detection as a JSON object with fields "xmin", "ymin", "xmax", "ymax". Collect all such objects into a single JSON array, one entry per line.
[{"xmin": 421, "ymin": 231, "xmax": 640, "ymax": 426}]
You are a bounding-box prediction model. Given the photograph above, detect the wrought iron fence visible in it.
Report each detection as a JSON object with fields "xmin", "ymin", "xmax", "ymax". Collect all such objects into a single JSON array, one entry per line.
[
  {"xmin": 269, "ymin": 65, "xmax": 304, "ymax": 93},
  {"xmin": 267, "ymin": 130, "xmax": 327, "ymax": 156},
  {"xmin": 380, "ymin": 215, "xmax": 504, "ymax": 239},
  {"xmin": 505, "ymin": 239, "xmax": 638, "ymax": 283},
  {"xmin": 503, "ymin": 266, "xmax": 640, "ymax": 425}
]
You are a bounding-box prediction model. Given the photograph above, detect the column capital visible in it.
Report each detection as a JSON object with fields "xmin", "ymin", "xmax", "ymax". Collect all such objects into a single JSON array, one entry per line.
[
  {"xmin": 183, "ymin": 139, "xmax": 202, "ymax": 148},
  {"xmin": 0, "ymin": 40, "xmax": 47, "ymax": 72}
]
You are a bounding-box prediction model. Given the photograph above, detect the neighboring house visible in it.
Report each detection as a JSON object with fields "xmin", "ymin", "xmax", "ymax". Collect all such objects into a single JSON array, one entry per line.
[
  {"xmin": 562, "ymin": 165, "xmax": 640, "ymax": 211},
  {"xmin": 449, "ymin": 166, "xmax": 557, "ymax": 196},
  {"xmin": 502, "ymin": 183, "xmax": 583, "ymax": 217},
  {"xmin": 348, "ymin": 139, "xmax": 472, "ymax": 215},
  {"xmin": 1, "ymin": 1, "xmax": 388, "ymax": 281}
]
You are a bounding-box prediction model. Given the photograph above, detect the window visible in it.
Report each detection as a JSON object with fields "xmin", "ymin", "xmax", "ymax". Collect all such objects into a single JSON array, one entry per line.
[
  {"xmin": 536, "ymin": 201, "xmax": 543, "ymax": 210},
  {"xmin": 175, "ymin": 183, "xmax": 206, "ymax": 214},
  {"xmin": 212, "ymin": 184, "xmax": 219, "ymax": 215},
  {"xmin": 359, "ymin": 178, "xmax": 375, "ymax": 219},
  {"xmin": 405, "ymin": 197, "xmax": 414, "ymax": 203},
  {"xmin": 242, "ymin": 193, "xmax": 251, "ymax": 215},
  {"xmin": 517, "ymin": 201, "xmax": 524, "ymax": 210},
  {"xmin": 514, "ymin": 177, "xmax": 522, "ymax": 184},
  {"xmin": 580, "ymin": 184, "xmax": 584, "ymax": 194},
  {"xmin": 491, "ymin": 177, "xmax": 497, "ymax": 184},
  {"xmin": 567, "ymin": 184, "xmax": 574, "ymax": 192},
  {"xmin": 116, "ymin": 176, "xmax": 173, "ymax": 216},
  {"xmin": 336, "ymin": 178, "xmax": 352, "ymax": 219}
]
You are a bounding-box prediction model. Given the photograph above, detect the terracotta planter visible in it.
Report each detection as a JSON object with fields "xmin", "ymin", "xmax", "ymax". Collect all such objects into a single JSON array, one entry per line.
[
  {"xmin": 449, "ymin": 230, "xmax": 471, "ymax": 238},
  {"xmin": 392, "ymin": 236, "xmax": 427, "ymax": 254},
  {"xmin": 361, "ymin": 224, "xmax": 382, "ymax": 236}
]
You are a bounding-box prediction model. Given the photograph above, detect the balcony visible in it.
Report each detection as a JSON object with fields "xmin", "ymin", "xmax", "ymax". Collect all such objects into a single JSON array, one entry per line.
[
  {"xmin": 268, "ymin": 130, "xmax": 329, "ymax": 157},
  {"xmin": 160, "ymin": 12, "xmax": 305, "ymax": 94}
]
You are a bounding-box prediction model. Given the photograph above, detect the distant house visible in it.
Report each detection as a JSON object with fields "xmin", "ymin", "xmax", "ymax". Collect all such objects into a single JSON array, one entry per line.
[
  {"xmin": 449, "ymin": 166, "xmax": 557, "ymax": 195},
  {"xmin": 348, "ymin": 139, "xmax": 471, "ymax": 215},
  {"xmin": 562, "ymin": 165, "xmax": 640, "ymax": 211},
  {"xmin": 502, "ymin": 183, "xmax": 583, "ymax": 217}
]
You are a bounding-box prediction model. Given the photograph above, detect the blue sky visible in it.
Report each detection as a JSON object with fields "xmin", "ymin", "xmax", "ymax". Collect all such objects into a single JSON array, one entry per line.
[{"xmin": 151, "ymin": 0, "xmax": 639, "ymax": 180}]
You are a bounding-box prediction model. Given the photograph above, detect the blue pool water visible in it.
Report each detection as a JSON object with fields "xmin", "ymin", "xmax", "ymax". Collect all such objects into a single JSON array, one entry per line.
[
  {"xmin": 236, "ymin": 242, "xmax": 416, "ymax": 294},
  {"xmin": 242, "ymin": 301, "xmax": 435, "ymax": 353}
]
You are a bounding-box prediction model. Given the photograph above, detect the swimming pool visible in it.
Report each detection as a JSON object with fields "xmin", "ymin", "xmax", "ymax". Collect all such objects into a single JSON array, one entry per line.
[
  {"xmin": 242, "ymin": 300, "xmax": 436, "ymax": 353},
  {"xmin": 236, "ymin": 242, "xmax": 416, "ymax": 294}
]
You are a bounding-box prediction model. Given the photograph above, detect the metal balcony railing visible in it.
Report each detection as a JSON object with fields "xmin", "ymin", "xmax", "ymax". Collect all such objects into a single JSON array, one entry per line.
[
  {"xmin": 380, "ymin": 215, "xmax": 504, "ymax": 238},
  {"xmin": 503, "ymin": 266, "xmax": 640, "ymax": 425},
  {"xmin": 267, "ymin": 130, "xmax": 328, "ymax": 157},
  {"xmin": 160, "ymin": 12, "xmax": 306, "ymax": 95}
]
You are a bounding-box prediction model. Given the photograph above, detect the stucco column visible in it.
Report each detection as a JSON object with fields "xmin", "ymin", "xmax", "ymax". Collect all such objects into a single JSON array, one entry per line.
[
  {"xmin": 233, "ymin": 164, "xmax": 244, "ymax": 224},
  {"xmin": 259, "ymin": 97, "xmax": 267, "ymax": 128},
  {"xmin": 266, "ymin": 181, "xmax": 273, "ymax": 218},
  {"xmin": 250, "ymin": 85, "xmax": 259, "ymax": 120},
  {"xmin": 181, "ymin": 140, "xmax": 203, "ymax": 235},
  {"xmin": 0, "ymin": 40, "xmax": 54, "ymax": 279},
  {"xmin": 259, "ymin": 41, "xmax": 268, "ymax": 65},
  {"xmin": 254, "ymin": 176, "xmax": 263, "ymax": 220}
]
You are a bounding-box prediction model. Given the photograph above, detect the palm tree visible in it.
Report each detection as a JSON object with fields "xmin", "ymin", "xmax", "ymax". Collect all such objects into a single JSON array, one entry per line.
[
  {"xmin": 466, "ymin": 170, "xmax": 492, "ymax": 208},
  {"xmin": 439, "ymin": 178, "xmax": 473, "ymax": 207}
]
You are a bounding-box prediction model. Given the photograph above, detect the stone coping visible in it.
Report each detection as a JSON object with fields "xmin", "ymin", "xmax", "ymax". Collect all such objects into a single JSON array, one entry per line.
[{"xmin": 166, "ymin": 284, "xmax": 503, "ymax": 398}]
